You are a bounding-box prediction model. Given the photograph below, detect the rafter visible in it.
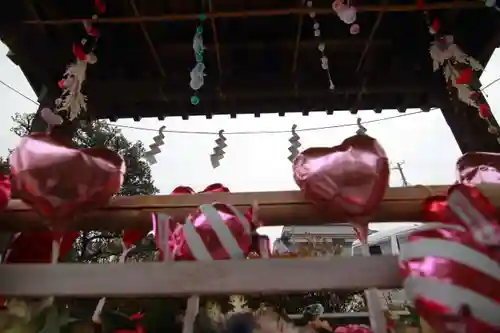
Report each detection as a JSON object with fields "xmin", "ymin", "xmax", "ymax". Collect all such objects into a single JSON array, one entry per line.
[
  {"xmin": 129, "ymin": 0, "xmax": 166, "ymax": 77},
  {"xmin": 354, "ymin": 0, "xmax": 388, "ymax": 109},
  {"xmin": 22, "ymin": 2, "xmax": 482, "ymax": 25}
]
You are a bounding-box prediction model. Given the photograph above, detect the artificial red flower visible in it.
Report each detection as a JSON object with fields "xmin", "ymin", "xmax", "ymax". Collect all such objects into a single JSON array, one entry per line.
[
  {"xmin": 479, "ymin": 104, "xmax": 490, "ymax": 119},
  {"xmin": 455, "ymin": 67, "xmax": 473, "ymax": 85}
]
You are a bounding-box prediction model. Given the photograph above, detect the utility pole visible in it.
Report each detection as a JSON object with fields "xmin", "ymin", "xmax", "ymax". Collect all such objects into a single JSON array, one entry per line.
[{"xmin": 391, "ymin": 161, "xmax": 409, "ymax": 187}]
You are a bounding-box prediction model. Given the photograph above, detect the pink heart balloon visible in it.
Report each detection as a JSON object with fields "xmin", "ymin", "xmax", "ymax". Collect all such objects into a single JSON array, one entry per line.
[
  {"xmin": 10, "ymin": 133, "xmax": 125, "ymax": 226},
  {"xmin": 456, "ymin": 152, "xmax": 500, "ymax": 185},
  {"xmin": 293, "ymin": 134, "xmax": 389, "ymax": 239}
]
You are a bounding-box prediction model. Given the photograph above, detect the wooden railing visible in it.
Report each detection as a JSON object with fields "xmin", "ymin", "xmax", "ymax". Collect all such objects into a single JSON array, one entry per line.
[{"xmin": 0, "ymin": 184, "xmax": 498, "ymax": 297}]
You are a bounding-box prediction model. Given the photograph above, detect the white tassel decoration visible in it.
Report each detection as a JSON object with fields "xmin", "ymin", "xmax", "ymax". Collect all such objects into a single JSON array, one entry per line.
[
  {"xmin": 55, "ymin": 55, "xmax": 97, "ymax": 120},
  {"xmin": 288, "ymin": 124, "xmax": 301, "ymax": 162},
  {"xmin": 144, "ymin": 126, "xmax": 166, "ymax": 165},
  {"xmin": 210, "ymin": 130, "xmax": 227, "ymax": 169}
]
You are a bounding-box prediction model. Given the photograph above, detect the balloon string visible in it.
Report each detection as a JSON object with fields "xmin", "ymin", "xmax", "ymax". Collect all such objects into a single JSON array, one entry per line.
[
  {"xmin": 92, "ymin": 242, "xmax": 133, "ymax": 324},
  {"xmin": 183, "ymin": 296, "xmax": 200, "ymax": 333}
]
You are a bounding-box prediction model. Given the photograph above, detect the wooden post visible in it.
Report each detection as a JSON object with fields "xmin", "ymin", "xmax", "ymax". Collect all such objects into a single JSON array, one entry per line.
[{"xmin": 439, "ymin": 87, "xmax": 500, "ymax": 153}]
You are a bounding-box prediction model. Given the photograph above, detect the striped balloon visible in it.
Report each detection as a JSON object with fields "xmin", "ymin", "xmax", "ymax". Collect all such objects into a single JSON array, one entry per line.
[
  {"xmin": 173, "ymin": 203, "xmax": 252, "ymax": 261},
  {"xmin": 399, "ymin": 185, "xmax": 500, "ymax": 333}
]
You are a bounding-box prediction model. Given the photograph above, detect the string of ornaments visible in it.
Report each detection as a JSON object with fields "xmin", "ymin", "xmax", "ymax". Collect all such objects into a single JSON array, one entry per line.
[
  {"xmin": 41, "ymin": 0, "xmax": 105, "ymax": 126},
  {"xmin": 190, "ymin": 15, "xmax": 207, "ymax": 106},
  {"xmin": 426, "ymin": 16, "xmax": 500, "ymax": 144},
  {"xmin": 306, "ymin": 1, "xmax": 335, "ymax": 91}
]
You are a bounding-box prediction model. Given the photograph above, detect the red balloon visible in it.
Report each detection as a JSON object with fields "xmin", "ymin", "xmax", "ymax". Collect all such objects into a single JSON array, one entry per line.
[
  {"xmin": 334, "ymin": 325, "xmax": 373, "ymax": 333},
  {"xmin": 3, "ymin": 231, "xmax": 78, "ymax": 263},
  {"xmin": 173, "ymin": 202, "xmax": 252, "ymax": 261},
  {"xmin": 9, "ymin": 133, "xmax": 125, "ymax": 225},
  {"xmin": 400, "ymin": 185, "xmax": 500, "ymax": 332},
  {"xmin": 0, "ymin": 173, "xmax": 11, "ymax": 211},
  {"xmin": 293, "ymin": 134, "xmax": 389, "ymax": 241}
]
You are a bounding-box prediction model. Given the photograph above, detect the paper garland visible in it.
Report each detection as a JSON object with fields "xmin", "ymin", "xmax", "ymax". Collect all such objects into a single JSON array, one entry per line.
[
  {"xmin": 288, "ymin": 125, "xmax": 301, "ymax": 162},
  {"xmin": 210, "ymin": 130, "xmax": 227, "ymax": 168},
  {"xmin": 306, "ymin": 1, "xmax": 335, "ymax": 91},
  {"xmin": 190, "ymin": 15, "xmax": 207, "ymax": 105},
  {"xmin": 144, "ymin": 126, "xmax": 166, "ymax": 165},
  {"xmin": 427, "ymin": 17, "xmax": 500, "ymax": 143}
]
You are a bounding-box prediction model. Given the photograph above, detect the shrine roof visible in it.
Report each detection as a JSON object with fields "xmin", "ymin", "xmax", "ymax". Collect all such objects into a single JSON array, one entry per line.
[{"xmin": 0, "ymin": 0, "xmax": 499, "ymax": 120}]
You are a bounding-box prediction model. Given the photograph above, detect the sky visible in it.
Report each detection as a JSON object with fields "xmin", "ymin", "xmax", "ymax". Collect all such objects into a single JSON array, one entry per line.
[{"xmin": 1, "ymin": 41, "xmax": 500, "ymax": 244}]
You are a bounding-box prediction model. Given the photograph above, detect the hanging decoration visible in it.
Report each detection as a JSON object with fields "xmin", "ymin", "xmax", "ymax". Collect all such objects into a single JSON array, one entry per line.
[
  {"xmin": 292, "ymin": 119, "xmax": 389, "ymax": 333},
  {"xmin": 400, "ymin": 184, "xmax": 500, "ymax": 333},
  {"xmin": 288, "ymin": 124, "xmax": 301, "ymax": 162},
  {"xmin": 9, "ymin": 133, "xmax": 125, "ymax": 225},
  {"xmin": 306, "ymin": 1, "xmax": 335, "ymax": 91},
  {"xmin": 47, "ymin": 0, "xmax": 105, "ymax": 122},
  {"xmin": 190, "ymin": 15, "xmax": 207, "ymax": 106},
  {"xmin": 210, "ymin": 130, "xmax": 227, "ymax": 168},
  {"xmin": 144, "ymin": 126, "xmax": 166, "ymax": 165},
  {"xmin": 331, "ymin": 0, "xmax": 360, "ymax": 35},
  {"xmin": 427, "ymin": 17, "xmax": 500, "ymax": 143}
]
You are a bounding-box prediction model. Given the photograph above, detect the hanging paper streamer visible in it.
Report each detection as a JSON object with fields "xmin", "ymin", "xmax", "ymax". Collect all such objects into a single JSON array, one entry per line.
[
  {"xmin": 306, "ymin": 1, "xmax": 335, "ymax": 90},
  {"xmin": 288, "ymin": 125, "xmax": 301, "ymax": 163},
  {"xmin": 427, "ymin": 17, "xmax": 500, "ymax": 144},
  {"xmin": 50, "ymin": 0, "xmax": 105, "ymax": 121},
  {"xmin": 210, "ymin": 130, "xmax": 227, "ymax": 169},
  {"xmin": 356, "ymin": 118, "xmax": 367, "ymax": 135},
  {"xmin": 144, "ymin": 126, "xmax": 166, "ymax": 165},
  {"xmin": 332, "ymin": 0, "xmax": 360, "ymax": 35},
  {"xmin": 190, "ymin": 15, "xmax": 207, "ymax": 105}
]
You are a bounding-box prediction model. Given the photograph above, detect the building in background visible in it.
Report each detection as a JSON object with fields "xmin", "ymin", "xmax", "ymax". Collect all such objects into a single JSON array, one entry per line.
[{"xmin": 281, "ymin": 225, "xmax": 377, "ymax": 256}]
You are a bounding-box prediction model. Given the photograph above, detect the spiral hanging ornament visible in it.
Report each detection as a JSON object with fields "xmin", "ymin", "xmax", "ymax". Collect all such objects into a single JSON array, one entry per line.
[
  {"xmin": 288, "ymin": 124, "xmax": 301, "ymax": 162},
  {"xmin": 210, "ymin": 130, "xmax": 227, "ymax": 168},
  {"xmin": 190, "ymin": 15, "xmax": 206, "ymax": 105},
  {"xmin": 144, "ymin": 126, "xmax": 166, "ymax": 165}
]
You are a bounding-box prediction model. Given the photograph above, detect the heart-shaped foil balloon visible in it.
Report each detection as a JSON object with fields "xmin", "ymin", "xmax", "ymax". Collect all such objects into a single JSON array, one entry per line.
[
  {"xmin": 10, "ymin": 133, "xmax": 125, "ymax": 225},
  {"xmin": 293, "ymin": 134, "xmax": 389, "ymax": 240},
  {"xmin": 456, "ymin": 152, "xmax": 500, "ymax": 185},
  {"xmin": 400, "ymin": 184, "xmax": 500, "ymax": 333},
  {"xmin": 173, "ymin": 202, "xmax": 252, "ymax": 261},
  {"xmin": 334, "ymin": 325, "xmax": 373, "ymax": 333}
]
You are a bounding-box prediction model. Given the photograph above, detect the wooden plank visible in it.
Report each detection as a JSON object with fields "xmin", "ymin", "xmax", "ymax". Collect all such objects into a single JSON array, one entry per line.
[
  {"xmin": 1, "ymin": 184, "xmax": 499, "ymax": 231},
  {"xmin": 0, "ymin": 256, "xmax": 401, "ymax": 297}
]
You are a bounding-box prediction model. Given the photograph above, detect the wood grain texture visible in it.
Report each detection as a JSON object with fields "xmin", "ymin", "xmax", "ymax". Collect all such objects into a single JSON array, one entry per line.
[
  {"xmin": 1, "ymin": 184, "xmax": 499, "ymax": 231},
  {"xmin": 0, "ymin": 256, "xmax": 401, "ymax": 297}
]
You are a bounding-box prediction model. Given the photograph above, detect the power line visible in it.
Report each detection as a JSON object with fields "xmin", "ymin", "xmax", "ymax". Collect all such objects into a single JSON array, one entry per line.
[{"xmin": 1, "ymin": 76, "xmax": 500, "ymax": 135}]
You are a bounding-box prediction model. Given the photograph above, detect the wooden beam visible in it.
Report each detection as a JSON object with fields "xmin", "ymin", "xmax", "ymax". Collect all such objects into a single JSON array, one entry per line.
[
  {"xmin": 84, "ymin": 79, "xmax": 428, "ymax": 98},
  {"xmin": 2, "ymin": 185, "xmax": 499, "ymax": 232},
  {"xmin": 0, "ymin": 256, "xmax": 401, "ymax": 297},
  {"xmin": 21, "ymin": 2, "xmax": 482, "ymax": 25}
]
